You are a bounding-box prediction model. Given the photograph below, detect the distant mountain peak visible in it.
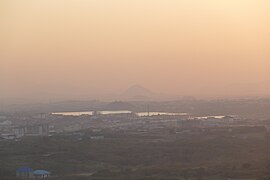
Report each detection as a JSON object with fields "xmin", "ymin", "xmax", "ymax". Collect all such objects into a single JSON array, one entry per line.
[
  {"xmin": 122, "ymin": 85, "xmax": 154, "ymax": 99},
  {"xmin": 127, "ymin": 84, "xmax": 150, "ymax": 90}
]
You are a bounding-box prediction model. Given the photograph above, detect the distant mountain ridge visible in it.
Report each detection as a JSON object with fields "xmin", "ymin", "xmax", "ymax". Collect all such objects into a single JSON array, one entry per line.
[{"xmin": 103, "ymin": 101, "xmax": 136, "ymax": 111}]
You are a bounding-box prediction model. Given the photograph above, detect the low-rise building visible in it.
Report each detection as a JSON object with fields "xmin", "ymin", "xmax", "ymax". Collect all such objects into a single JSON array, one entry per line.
[
  {"xmin": 13, "ymin": 124, "xmax": 49, "ymax": 138},
  {"xmin": 33, "ymin": 170, "xmax": 51, "ymax": 178},
  {"xmin": 16, "ymin": 167, "xmax": 33, "ymax": 178}
]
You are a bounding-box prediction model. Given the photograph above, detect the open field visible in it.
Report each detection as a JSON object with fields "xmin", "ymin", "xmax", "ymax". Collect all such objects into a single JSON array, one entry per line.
[{"xmin": 1, "ymin": 127, "xmax": 270, "ymax": 179}]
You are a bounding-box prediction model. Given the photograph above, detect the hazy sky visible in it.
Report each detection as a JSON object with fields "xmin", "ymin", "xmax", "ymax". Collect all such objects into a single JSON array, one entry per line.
[{"xmin": 1, "ymin": 0, "xmax": 270, "ymax": 100}]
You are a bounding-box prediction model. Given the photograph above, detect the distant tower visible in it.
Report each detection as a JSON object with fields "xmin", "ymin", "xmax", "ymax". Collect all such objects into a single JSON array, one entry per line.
[{"xmin": 147, "ymin": 104, "xmax": 150, "ymax": 117}]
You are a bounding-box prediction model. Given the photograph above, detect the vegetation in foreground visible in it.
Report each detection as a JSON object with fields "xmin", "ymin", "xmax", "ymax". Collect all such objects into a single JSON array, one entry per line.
[{"xmin": 1, "ymin": 128, "xmax": 270, "ymax": 179}]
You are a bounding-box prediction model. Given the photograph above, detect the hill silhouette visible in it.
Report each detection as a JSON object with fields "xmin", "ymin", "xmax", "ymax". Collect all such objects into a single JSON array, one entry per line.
[
  {"xmin": 103, "ymin": 101, "xmax": 136, "ymax": 111},
  {"xmin": 122, "ymin": 85, "xmax": 155, "ymax": 100}
]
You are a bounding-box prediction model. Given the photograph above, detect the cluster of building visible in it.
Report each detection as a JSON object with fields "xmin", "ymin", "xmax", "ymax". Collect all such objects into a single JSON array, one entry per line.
[
  {"xmin": 13, "ymin": 124, "xmax": 49, "ymax": 137},
  {"xmin": 16, "ymin": 167, "xmax": 51, "ymax": 178},
  {"xmin": 0, "ymin": 111, "xmax": 257, "ymax": 141},
  {"xmin": 0, "ymin": 122, "xmax": 51, "ymax": 140}
]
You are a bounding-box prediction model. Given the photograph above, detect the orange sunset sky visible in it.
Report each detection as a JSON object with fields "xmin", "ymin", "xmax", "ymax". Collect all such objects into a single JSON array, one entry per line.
[{"xmin": 1, "ymin": 0, "xmax": 270, "ymax": 100}]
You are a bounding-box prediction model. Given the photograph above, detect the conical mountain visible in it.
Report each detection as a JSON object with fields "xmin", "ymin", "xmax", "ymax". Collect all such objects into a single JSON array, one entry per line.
[{"xmin": 122, "ymin": 85, "xmax": 155, "ymax": 100}]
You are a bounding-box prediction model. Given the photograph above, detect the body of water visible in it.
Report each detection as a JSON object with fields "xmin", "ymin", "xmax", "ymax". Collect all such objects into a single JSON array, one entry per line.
[
  {"xmin": 136, "ymin": 112, "xmax": 188, "ymax": 116},
  {"xmin": 52, "ymin": 111, "xmax": 94, "ymax": 116},
  {"xmin": 52, "ymin": 111, "xmax": 188, "ymax": 117},
  {"xmin": 52, "ymin": 111, "xmax": 131, "ymax": 116},
  {"xmin": 196, "ymin": 116, "xmax": 225, "ymax": 119}
]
